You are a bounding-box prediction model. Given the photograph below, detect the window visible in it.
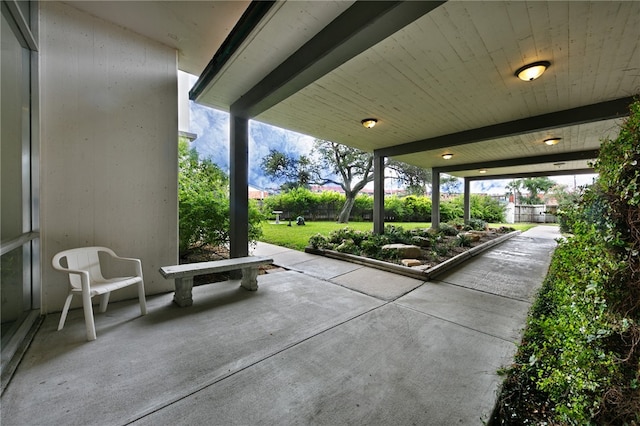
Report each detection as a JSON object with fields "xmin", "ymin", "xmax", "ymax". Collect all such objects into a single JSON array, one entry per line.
[{"xmin": 1, "ymin": 1, "xmax": 40, "ymax": 380}]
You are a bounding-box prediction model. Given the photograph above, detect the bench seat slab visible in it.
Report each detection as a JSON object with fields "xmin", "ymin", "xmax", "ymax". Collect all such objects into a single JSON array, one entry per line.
[{"xmin": 160, "ymin": 256, "xmax": 273, "ymax": 307}]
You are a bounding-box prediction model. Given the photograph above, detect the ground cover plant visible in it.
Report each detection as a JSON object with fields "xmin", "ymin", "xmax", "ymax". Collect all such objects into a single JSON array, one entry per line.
[{"xmin": 494, "ymin": 99, "xmax": 640, "ymax": 424}]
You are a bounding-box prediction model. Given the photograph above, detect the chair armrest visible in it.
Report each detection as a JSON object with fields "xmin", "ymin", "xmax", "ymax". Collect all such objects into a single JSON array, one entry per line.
[
  {"xmin": 52, "ymin": 267, "xmax": 91, "ymax": 290},
  {"xmin": 105, "ymin": 253, "xmax": 143, "ymax": 277}
]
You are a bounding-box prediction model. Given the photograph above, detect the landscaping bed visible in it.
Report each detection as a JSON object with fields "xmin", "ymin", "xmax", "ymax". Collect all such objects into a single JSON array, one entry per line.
[{"xmin": 304, "ymin": 224, "xmax": 519, "ymax": 280}]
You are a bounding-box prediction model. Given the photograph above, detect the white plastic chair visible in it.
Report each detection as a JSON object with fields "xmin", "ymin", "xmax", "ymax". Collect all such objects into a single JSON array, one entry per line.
[{"xmin": 52, "ymin": 246, "xmax": 147, "ymax": 341}]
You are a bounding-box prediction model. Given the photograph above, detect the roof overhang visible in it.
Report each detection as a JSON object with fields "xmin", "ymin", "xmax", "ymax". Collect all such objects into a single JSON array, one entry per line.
[
  {"xmin": 69, "ymin": 1, "xmax": 640, "ymax": 180},
  {"xmin": 192, "ymin": 0, "xmax": 639, "ymax": 179}
]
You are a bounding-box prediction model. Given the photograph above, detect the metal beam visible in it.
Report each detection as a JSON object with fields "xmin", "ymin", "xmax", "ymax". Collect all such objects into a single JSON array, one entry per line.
[
  {"xmin": 437, "ymin": 150, "xmax": 599, "ymax": 174},
  {"xmin": 375, "ymin": 97, "xmax": 633, "ymax": 158},
  {"xmin": 231, "ymin": 1, "xmax": 446, "ymax": 118},
  {"xmin": 190, "ymin": 1, "xmax": 276, "ymax": 102}
]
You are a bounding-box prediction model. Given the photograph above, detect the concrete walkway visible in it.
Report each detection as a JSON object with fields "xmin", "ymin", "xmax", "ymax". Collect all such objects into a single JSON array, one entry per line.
[{"xmin": 1, "ymin": 226, "xmax": 559, "ymax": 425}]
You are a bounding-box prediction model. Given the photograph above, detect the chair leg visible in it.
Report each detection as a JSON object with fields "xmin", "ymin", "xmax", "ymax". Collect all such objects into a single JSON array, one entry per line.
[
  {"xmin": 138, "ymin": 281, "xmax": 147, "ymax": 315},
  {"xmin": 82, "ymin": 291, "xmax": 97, "ymax": 341},
  {"xmin": 57, "ymin": 293, "xmax": 74, "ymax": 331},
  {"xmin": 99, "ymin": 292, "xmax": 110, "ymax": 313}
]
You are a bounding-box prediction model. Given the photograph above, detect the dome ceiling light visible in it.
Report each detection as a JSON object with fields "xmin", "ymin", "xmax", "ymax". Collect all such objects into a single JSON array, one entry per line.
[
  {"xmin": 515, "ymin": 61, "xmax": 550, "ymax": 81},
  {"xmin": 544, "ymin": 137, "xmax": 562, "ymax": 146},
  {"xmin": 442, "ymin": 153, "xmax": 453, "ymax": 160},
  {"xmin": 361, "ymin": 118, "xmax": 377, "ymax": 128}
]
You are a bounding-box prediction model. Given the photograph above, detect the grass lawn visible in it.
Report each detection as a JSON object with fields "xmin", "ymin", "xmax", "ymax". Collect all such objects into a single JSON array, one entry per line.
[{"xmin": 258, "ymin": 220, "xmax": 540, "ymax": 251}]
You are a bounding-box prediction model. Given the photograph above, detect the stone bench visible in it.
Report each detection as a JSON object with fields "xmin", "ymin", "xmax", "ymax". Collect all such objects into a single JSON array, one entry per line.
[{"xmin": 159, "ymin": 256, "xmax": 273, "ymax": 307}]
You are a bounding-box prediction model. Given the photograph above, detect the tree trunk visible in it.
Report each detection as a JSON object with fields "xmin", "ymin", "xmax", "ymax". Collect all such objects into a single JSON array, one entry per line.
[{"xmin": 337, "ymin": 194, "xmax": 356, "ymax": 223}]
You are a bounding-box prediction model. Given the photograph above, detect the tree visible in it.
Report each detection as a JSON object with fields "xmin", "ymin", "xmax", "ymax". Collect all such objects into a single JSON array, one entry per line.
[
  {"xmin": 505, "ymin": 179, "xmax": 523, "ymax": 204},
  {"xmin": 179, "ymin": 138, "xmax": 262, "ymax": 258},
  {"xmin": 440, "ymin": 175, "xmax": 462, "ymax": 194},
  {"xmin": 260, "ymin": 149, "xmax": 313, "ymax": 190},
  {"xmin": 506, "ymin": 177, "xmax": 557, "ymax": 205},
  {"xmin": 520, "ymin": 177, "xmax": 556, "ymax": 204},
  {"xmin": 386, "ymin": 159, "xmax": 431, "ymax": 195},
  {"xmin": 314, "ymin": 140, "xmax": 376, "ymax": 222},
  {"xmin": 262, "ymin": 140, "xmax": 433, "ymax": 223}
]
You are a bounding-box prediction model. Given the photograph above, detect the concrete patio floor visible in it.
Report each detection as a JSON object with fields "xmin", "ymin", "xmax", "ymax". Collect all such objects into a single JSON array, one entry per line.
[{"xmin": 1, "ymin": 226, "xmax": 560, "ymax": 425}]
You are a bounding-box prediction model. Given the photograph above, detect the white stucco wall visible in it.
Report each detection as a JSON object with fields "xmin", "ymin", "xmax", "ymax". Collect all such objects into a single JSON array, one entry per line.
[{"xmin": 39, "ymin": 2, "xmax": 178, "ymax": 313}]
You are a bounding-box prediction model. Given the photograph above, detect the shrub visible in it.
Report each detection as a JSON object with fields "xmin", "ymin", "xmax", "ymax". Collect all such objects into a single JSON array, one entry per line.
[
  {"xmin": 467, "ymin": 218, "xmax": 487, "ymax": 231},
  {"xmin": 456, "ymin": 233, "xmax": 472, "ymax": 247},
  {"xmin": 438, "ymin": 223, "xmax": 459, "ymax": 236},
  {"xmin": 308, "ymin": 233, "xmax": 331, "ymax": 249},
  {"xmin": 402, "ymin": 195, "xmax": 432, "ymax": 221},
  {"xmin": 178, "ymin": 139, "xmax": 262, "ymax": 257},
  {"xmin": 439, "ymin": 199, "xmax": 463, "ymax": 223},
  {"xmin": 496, "ymin": 97, "xmax": 640, "ymax": 425},
  {"xmin": 384, "ymin": 196, "xmax": 405, "ymax": 221}
]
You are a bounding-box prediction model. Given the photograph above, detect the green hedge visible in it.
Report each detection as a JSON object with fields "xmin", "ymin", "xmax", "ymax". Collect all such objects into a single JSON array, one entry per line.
[
  {"xmin": 261, "ymin": 189, "xmax": 505, "ymax": 223},
  {"xmin": 495, "ymin": 98, "xmax": 639, "ymax": 424}
]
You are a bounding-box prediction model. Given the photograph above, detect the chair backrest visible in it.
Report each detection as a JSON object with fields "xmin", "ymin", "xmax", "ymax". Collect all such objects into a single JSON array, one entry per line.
[{"xmin": 52, "ymin": 247, "xmax": 115, "ymax": 289}]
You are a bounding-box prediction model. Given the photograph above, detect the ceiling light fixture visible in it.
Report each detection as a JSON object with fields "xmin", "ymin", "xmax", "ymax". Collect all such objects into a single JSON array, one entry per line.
[
  {"xmin": 442, "ymin": 153, "xmax": 453, "ymax": 160},
  {"xmin": 361, "ymin": 118, "xmax": 377, "ymax": 129},
  {"xmin": 515, "ymin": 60, "xmax": 550, "ymax": 81},
  {"xmin": 479, "ymin": 169, "xmax": 487, "ymax": 174},
  {"xmin": 544, "ymin": 137, "xmax": 562, "ymax": 146}
]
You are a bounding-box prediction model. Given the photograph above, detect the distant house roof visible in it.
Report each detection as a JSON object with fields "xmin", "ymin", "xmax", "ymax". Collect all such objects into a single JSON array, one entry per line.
[{"xmin": 248, "ymin": 185, "xmax": 269, "ymax": 200}]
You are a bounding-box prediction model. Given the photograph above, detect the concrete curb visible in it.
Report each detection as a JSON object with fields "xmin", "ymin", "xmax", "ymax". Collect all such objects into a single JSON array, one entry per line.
[
  {"xmin": 305, "ymin": 230, "xmax": 522, "ymax": 281},
  {"xmin": 426, "ymin": 230, "xmax": 521, "ymax": 279}
]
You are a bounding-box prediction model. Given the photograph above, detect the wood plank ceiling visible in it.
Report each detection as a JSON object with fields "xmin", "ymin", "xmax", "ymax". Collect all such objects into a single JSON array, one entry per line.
[
  {"xmin": 69, "ymin": 1, "xmax": 640, "ymax": 179},
  {"xmin": 194, "ymin": 1, "xmax": 640, "ymax": 178}
]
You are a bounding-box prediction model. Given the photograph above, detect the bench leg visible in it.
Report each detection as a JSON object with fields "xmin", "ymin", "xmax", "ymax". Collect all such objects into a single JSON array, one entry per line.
[
  {"xmin": 173, "ymin": 277, "xmax": 193, "ymax": 307},
  {"xmin": 240, "ymin": 267, "xmax": 259, "ymax": 291}
]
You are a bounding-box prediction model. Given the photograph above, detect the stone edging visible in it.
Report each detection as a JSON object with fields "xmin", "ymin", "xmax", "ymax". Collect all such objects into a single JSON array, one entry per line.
[{"xmin": 304, "ymin": 230, "xmax": 522, "ymax": 281}]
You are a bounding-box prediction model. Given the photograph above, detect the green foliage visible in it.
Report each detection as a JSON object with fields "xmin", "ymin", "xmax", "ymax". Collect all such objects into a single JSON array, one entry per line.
[
  {"xmin": 438, "ymin": 223, "xmax": 459, "ymax": 236},
  {"xmin": 402, "ymin": 195, "xmax": 432, "ymax": 221},
  {"xmin": 178, "ymin": 139, "xmax": 262, "ymax": 257},
  {"xmin": 307, "ymin": 224, "xmax": 468, "ymax": 264},
  {"xmin": 383, "ymin": 196, "xmax": 406, "ymax": 220},
  {"xmin": 466, "ymin": 218, "xmax": 487, "ymax": 231},
  {"xmin": 555, "ymin": 188, "xmax": 584, "ymax": 233},
  {"xmin": 496, "ymin": 98, "xmax": 640, "ymax": 425},
  {"xmin": 260, "ymin": 220, "xmax": 532, "ymax": 251},
  {"xmin": 263, "ymin": 189, "xmax": 503, "ymax": 224},
  {"xmin": 456, "ymin": 233, "xmax": 472, "ymax": 247},
  {"xmin": 593, "ymin": 98, "xmax": 640, "ymax": 244},
  {"xmin": 499, "ymin": 228, "xmax": 627, "ymax": 423},
  {"xmin": 506, "ymin": 177, "xmax": 556, "ymax": 205}
]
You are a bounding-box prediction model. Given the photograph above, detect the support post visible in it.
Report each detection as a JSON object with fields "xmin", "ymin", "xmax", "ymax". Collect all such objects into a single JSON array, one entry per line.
[
  {"xmin": 173, "ymin": 277, "xmax": 194, "ymax": 307},
  {"xmin": 432, "ymin": 169, "xmax": 441, "ymax": 229},
  {"xmin": 463, "ymin": 178, "xmax": 471, "ymax": 225},
  {"xmin": 229, "ymin": 113, "xmax": 249, "ymax": 259},
  {"xmin": 373, "ymin": 154, "xmax": 385, "ymax": 234}
]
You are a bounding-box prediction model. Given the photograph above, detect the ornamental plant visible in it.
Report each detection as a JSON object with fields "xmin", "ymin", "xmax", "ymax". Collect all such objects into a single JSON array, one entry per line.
[{"xmin": 495, "ymin": 98, "xmax": 640, "ymax": 424}]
